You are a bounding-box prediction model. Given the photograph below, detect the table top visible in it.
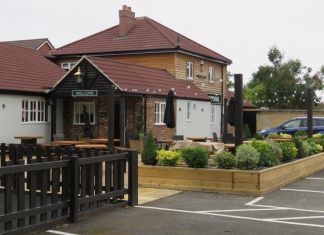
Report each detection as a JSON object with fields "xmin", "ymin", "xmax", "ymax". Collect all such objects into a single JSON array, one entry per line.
[
  {"xmin": 89, "ymin": 138, "xmax": 121, "ymax": 144},
  {"xmin": 224, "ymin": 144, "xmax": 235, "ymax": 149},
  {"xmin": 14, "ymin": 136, "xmax": 43, "ymax": 140},
  {"xmin": 187, "ymin": 137, "xmax": 213, "ymax": 141},
  {"xmin": 75, "ymin": 144, "xmax": 108, "ymax": 149},
  {"xmin": 51, "ymin": 141, "xmax": 86, "ymax": 146}
]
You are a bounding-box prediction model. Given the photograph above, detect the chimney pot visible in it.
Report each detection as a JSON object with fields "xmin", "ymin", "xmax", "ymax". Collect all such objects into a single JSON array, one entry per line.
[
  {"xmin": 127, "ymin": 6, "xmax": 131, "ymax": 11},
  {"xmin": 122, "ymin": 5, "xmax": 127, "ymax": 10}
]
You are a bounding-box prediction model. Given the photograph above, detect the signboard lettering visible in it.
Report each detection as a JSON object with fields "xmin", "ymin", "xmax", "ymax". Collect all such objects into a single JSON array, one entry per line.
[{"xmin": 72, "ymin": 90, "xmax": 98, "ymax": 97}]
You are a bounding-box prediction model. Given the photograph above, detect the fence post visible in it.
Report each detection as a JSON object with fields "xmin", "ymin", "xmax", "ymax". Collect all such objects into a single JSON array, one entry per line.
[
  {"xmin": 127, "ymin": 150, "xmax": 138, "ymax": 206},
  {"xmin": 70, "ymin": 155, "xmax": 79, "ymax": 223}
]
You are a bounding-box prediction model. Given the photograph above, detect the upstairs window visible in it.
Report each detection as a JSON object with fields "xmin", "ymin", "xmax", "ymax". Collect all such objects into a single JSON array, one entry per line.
[
  {"xmin": 22, "ymin": 100, "xmax": 47, "ymax": 123},
  {"xmin": 62, "ymin": 62, "xmax": 76, "ymax": 71},
  {"xmin": 155, "ymin": 102, "xmax": 166, "ymax": 124},
  {"xmin": 74, "ymin": 102, "xmax": 95, "ymax": 125},
  {"xmin": 187, "ymin": 61, "xmax": 194, "ymax": 79},
  {"xmin": 209, "ymin": 66, "xmax": 214, "ymax": 82}
]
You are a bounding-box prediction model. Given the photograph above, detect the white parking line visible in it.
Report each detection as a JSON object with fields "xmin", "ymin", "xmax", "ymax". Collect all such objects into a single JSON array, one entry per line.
[
  {"xmin": 46, "ymin": 230, "xmax": 79, "ymax": 235},
  {"xmin": 281, "ymin": 188, "xmax": 324, "ymax": 194},
  {"xmin": 245, "ymin": 197, "xmax": 264, "ymax": 206}
]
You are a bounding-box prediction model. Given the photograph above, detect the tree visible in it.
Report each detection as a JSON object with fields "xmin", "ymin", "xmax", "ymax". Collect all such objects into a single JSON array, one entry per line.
[
  {"xmin": 244, "ymin": 45, "xmax": 324, "ymax": 109},
  {"xmin": 141, "ymin": 130, "xmax": 158, "ymax": 165},
  {"xmin": 226, "ymin": 71, "xmax": 234, "ymax": 90},
  {"xmin": 134, "ymin": 106, "xmax": 145, "ymax": 140}
]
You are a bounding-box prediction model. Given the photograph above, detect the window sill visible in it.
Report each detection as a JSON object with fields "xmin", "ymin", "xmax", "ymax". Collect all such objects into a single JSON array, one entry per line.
[{"xmin": 155, "ymin": 123, "xmax": 166, "ymax": 126}]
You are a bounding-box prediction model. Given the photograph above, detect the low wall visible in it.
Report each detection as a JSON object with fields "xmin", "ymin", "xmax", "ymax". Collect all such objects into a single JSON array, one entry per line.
[{"xmin": 138, "ymin": 152, "xmax": 324, "ymax": 196}]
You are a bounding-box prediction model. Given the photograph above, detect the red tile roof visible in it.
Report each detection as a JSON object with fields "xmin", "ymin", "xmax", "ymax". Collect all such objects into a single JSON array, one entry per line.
[
  {"xmin": 226, "ymin": 90, "xmax": 257, "ymax": 108},
  {"xmin": 2, "ymin": 38, "xmax": 54, "ymax": 50},
  {"xmin": 0, "ymin": 43, "xmax": 66, "ymax": 93},
  {"xmin": 55, "ymin": 56, "xmax": 211, "ymax": 101},
  {"xmin": 51, "ymin": 17, "xmax": 232, "ymax": 64}
]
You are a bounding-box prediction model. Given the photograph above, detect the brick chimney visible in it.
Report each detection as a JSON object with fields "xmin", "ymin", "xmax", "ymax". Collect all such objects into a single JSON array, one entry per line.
[{"xmin": 119, "ymin": 5, "xmax": 135, "ymax": 37}]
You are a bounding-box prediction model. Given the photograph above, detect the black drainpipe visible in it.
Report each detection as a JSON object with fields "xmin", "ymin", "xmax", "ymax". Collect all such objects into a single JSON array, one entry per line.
[{"xmin": 220, "ymin": 64, "xmax": 225, "ymax": 137}]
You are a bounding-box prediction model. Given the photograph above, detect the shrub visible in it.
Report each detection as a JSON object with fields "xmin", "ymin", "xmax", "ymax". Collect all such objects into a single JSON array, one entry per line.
[
  {"xmin": 305, "ymin": 138, "xmax": 322, "ymax": 155},
  {"xmin": 293, "ymin": 137, "xmax": 310, "ymax": 159},
  {"xmin": 156, "ymin": 149, "xmax": 181, "ymax": 166},
  {"xmin": 141, "ymin": 130, "xmax": 158, "ymax": 165},
  {"xmin": 181, "ymin": 146, "xmax": 209, "ymax": 168},
  {"xmin": 251, "ymin": 140, "xmax": 277, "ymax": 167},
  {"xmin": 235, "ymin": 144, "xmax": 260, "ymax": 169},
  {"xmin": 212, "ymin": 151, "xmax": 236, "ymax": 169},
  {"xmin": 267, "ymin": 132, "xmax": 279, "ymax": 139},
  {"xmin": 279, "ymin": 133, "xmax": 292, "ymax": 138},
  {"xmin": 313, "ymin": 137, "xmax": 324, "ymax": 150},
  {"xmin": 294, "ymin": 130, "xmax": 307, "ymax": 137},
  {"xmin": 243, "ymin": 124, "xmax": 252, "ymax": 138},
  {"xmin": 278, "ymin": 141, "xmax": 298, "ymax": 162},
  {"xmin": 269, "ymin": 143, "xmax": 283, "ymax": 163},
  {"xmin": 256, "ymin": 133, "xmax": 265, "ymax": 140}
]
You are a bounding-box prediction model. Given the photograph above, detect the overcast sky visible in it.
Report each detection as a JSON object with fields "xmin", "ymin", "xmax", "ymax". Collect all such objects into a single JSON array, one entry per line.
[{"xmin": 1, "ymin": 0, "xmax": 324, "ymax": 86}]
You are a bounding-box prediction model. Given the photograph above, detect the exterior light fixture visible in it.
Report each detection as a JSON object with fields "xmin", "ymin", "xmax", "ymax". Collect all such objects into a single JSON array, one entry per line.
[
  {"xmin": 74, "ymin": 67, "xmax": 84, "ymax": 84},
  {"xmin": 200, "ymin": 60, "xmax": 204, "ymax": 67},
  {"xmin": 187, "ymin": 85, "xmax": 190, "ymax": 89}
]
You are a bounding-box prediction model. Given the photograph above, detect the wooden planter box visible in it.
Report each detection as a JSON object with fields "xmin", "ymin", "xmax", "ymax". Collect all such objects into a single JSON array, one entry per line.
[
  {"xmin": 129, "ymin": 140, "xmax": 143, "ymax": 154},
  {"xmin": 139, "ymin": 152, "xmax": 324, "ymax": 196}
]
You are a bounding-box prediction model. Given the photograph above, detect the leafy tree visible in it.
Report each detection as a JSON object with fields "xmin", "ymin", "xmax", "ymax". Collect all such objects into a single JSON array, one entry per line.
[
  {"xmin": 226, "ymin": 71, "xmax": 234, "ymax": 90},
  {"xmin": 244, "ymin": 45, "xmax": 324, "ymax": 109}
]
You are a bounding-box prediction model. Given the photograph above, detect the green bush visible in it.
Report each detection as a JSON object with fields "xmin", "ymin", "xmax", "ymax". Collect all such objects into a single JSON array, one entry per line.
[
  {"xmin": 156, "ymin": 149, "xmax": 181, "ymax": 166},
  {"xmin": 141, "ymin": 130, "xmax": 158, "ymax": 165},
  {"xmin": 251, "ymin": 140, "xmax": 277, "ymax": 167},
  {"xmin": 313, "ymin": 137, "xmax": 324, "ymax": 151},
  {"xmin": 278, "ymin": 141, "xmax": 298, "ymax": 162},
  {"xmin": 212, "ymin": 151, "xmax": 236, "ymax": 169},
  {"xmin": 267, "ymin": 132, "xmax": 279, "ymax": 139},
  {"xmin": 304, "ymin": 138, "xmax": 323, "ymax": 155},
  {"xmin": 270, "ymin": 143, "xmax": 283, "ymax": 163},
  {"xmin": 235, "ymin": 144, "xmax": 260, "ymax": 169},
  {"xmin": 294, "ymin": 130, "xmax": 307, "ymax": 137},
  {"xmin": 293, "ymin": 137, "xmax": 310, "ymax": 159},
  {"xmin": 181, "ymin": 146, "xmax": 209, "ymax": 168},
  {"xmin": 256, "ymin": 133, "xmax": 265, "ymax": 140},
  {"xmin": 243, "ymin": 124, "xmax": 252, "ymax": 138}
]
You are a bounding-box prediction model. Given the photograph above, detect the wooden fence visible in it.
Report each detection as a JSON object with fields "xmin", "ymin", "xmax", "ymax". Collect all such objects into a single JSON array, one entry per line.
[{"xmin": 0, "ymin": 143, "xmax": 138, "ymax": 235}]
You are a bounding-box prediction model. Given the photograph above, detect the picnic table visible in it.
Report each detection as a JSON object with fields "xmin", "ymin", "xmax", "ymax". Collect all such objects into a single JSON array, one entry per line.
[
  {"xmin": 75, "ymin": 144, "xmax": 108, "ymax": 149},
  {"xmin": 51, "ymin": 140, "xmax": 86, "ymax": 146},
  {"xmin": 186, "ymin": 137, "xmax": 213, "ymax": 142},
  {"xmin": 14, "ymin": 135, "xmax": 43, "ymax": 146}
]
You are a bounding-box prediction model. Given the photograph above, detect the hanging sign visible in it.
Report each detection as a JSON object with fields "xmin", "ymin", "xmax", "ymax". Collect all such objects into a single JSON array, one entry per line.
[
  {"xmin": 208, "ymin": 94, "xmax": 222, "ymax": 104},
  {"xmin": 72, "ymin": 90, "xmax": 98, "ymax": 96}
]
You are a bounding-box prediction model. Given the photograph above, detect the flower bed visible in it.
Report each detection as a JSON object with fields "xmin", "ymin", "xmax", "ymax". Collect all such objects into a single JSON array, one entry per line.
[{"xmin": 138, "ymin": 152, "xmax": 324, "ymax": 196}]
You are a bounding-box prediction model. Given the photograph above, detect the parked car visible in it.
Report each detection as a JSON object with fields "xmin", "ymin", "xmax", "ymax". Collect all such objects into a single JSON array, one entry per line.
[{"xmin": 258, "ymin": 117, "xmax": 324, "ymax": 137}]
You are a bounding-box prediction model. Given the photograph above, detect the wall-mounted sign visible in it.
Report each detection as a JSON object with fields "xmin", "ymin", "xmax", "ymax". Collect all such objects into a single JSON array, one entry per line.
[
  {"xmin": 196, "ymin": 75, "xmax": 207, "ymax": 79},
  {"xmin": 208, "ymin": 94, "xmax": 222, "ymax": 104},
  {"xmin": 72, "ymin": 90, "xmax": 98, "ymax": 96}
]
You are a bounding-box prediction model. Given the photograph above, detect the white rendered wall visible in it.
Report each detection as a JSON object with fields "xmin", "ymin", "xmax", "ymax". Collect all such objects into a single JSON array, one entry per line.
[
  {"xmin": 176, "ymin": 99, "xmax": 221, "ymax": 139},
  {"xmin": 0, "ymin": 94, "xmax": 51, "ymax": 144}
]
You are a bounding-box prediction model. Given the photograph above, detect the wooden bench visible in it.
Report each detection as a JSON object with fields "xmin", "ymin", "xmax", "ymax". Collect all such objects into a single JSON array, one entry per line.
[{"xmin": 114, "ymin": 146, "xmax": 135, "ymax": 151}]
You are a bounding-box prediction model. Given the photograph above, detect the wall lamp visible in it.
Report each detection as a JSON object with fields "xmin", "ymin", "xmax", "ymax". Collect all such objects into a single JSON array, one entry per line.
[
  {"xmin": 74, "ymin": 67, "xmax": 84, "ymax": 84},
  {"xmin": 200, "ymin": 60, "xmax": 204, "ymax": 67},
  {"xmin": 179, "ymin": 107, "xmax": 181, "ymax": 111}
]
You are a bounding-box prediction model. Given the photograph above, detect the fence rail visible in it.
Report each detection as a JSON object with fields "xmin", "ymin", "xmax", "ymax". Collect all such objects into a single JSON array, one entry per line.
[{"xmin": 0, "ymin": 143, "xmax": 138, "ymax": 235}]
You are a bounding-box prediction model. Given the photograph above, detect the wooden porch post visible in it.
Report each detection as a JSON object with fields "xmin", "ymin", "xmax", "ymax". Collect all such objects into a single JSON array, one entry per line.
[{"xmin": 108, "ymin": 84, "xmax": 115, "ymax": 150}]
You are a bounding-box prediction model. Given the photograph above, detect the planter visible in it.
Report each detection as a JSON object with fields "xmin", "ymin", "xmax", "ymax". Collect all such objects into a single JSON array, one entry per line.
[
  {"xmin": 129, "ymin": 140, "xmax": 143, "ymax": 154},
  {"xmin": 138, "ymin": 152, "xmax": 324, "ymax": 196}
]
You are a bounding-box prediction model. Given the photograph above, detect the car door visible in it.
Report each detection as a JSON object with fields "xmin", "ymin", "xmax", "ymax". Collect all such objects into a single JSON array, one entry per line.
[{"xmin": 279, "ymin": 119, "xmax": 303, "ymax": 136}]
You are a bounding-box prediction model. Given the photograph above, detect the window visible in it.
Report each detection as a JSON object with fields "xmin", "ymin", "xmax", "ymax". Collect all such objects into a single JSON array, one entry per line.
[
  {"xmin": 210, "ymin": 105, "xmax": 216, "ymax": 124},
  {"xmin": 187, "ymin": 61, "xmax": 193, "ymax": 79},
  {"xmin": 209, "ymin": 66, "xmax": 214, "ymax": 82},
  {"xmin": 74, "ymin": 102, "xmax": 95, "ymax": 125},
  {"xmin": 22, "ymin": 100, "xmax": 47, "ymax": 123},
  {"xmin": 155, "ymin": 102, "xmax": 166, "ymax": 124},
  {"xmin": 61, "ymin": 62, "xmax": 76, "ymax": 71},
  {"xmin": 187, "ymin": 102, "xmax": 191, "ymax": 120}
]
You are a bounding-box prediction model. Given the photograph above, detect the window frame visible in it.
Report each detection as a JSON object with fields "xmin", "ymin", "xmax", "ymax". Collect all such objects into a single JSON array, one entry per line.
[
  {"xmin": 154, "ymin": 102, "xmax": 166, "ymax": 125},
  {"xmin": 209, "ymin": 66, "xmax": 214, "ymax": 82},
  {"xmin": 74, "ymin": 102, "xmax": 95, "ymax": 125},
  {"xmin": 61, "ymin": 62, "xmax": 76, "ymax": 71},
  {"xmin": 22, "ymin": 99, "xmax": 47, "ymax": 123},
  {"xmin": 210, "ymin": 105, "xmax": 216, "ymax": 124},
  {"xmin": 187, "ymin": 61, "xmax": 194, "ymax": 79},
  {"xmin": 187, "ymin": 101, "xmax": 191, "ymax": 121}
]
